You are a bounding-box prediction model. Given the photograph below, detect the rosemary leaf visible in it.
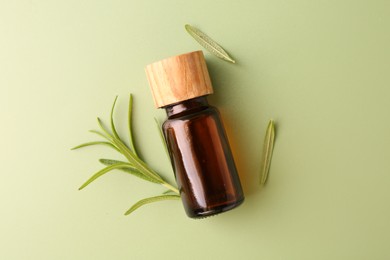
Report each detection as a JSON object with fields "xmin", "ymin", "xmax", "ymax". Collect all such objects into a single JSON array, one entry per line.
[
  {"xmin": 162, "ymin": 190, "xmax": 177, "ymax": 195},
  {"xmin": 99, "ymin": 158, "xmax": 130, "ymax": 166},
  {"xmin": 89, "ymin": 130, "xmax": 112, "ymax": 141},
  {"xmin": 259, "ymin": 120, "xmax": 276, "ymax": 185},
  {"xmin": 185, "ymin": 24, "xmax": 235, "ymax": 63},
  {"xmin": 124, "ymin": 194, "xmax": 180, "ymax": 216},
  {"xmin": 97, "ymin": 117, "xmax": 113, "ymax": 139},
  {"xmin": 128, "ymin": 94, "xmax": 138, "ymax": 157},
  {"xmin": 79, "ymin": 163, "xmax": 135, "ymax": 190},
  {"xmin": 99, "ymin": 159, "xmax": 160, "ymax": 183},
  {"xmin": 110, "ymin": 96, "xmax": 120, "ymax": 140},
  {"xmin": 71, "ymin": 141, "xmax": 119, "ymax": 152}
]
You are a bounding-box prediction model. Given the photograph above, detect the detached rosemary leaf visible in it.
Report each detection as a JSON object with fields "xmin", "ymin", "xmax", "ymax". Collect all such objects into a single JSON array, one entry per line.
[
  {"xmin": 71, "ymin": 141, "xmax": 119, "ymax": 152},
  {"xmin": 185, "ymin": 24, "xmax": 235, "ymax": 63},
  {"xmin": 124, "ymin": 194, "xmax": 180, "ymax": 216},
  {"xmin": 99, "ymin": 159, "xmax": 160, "ymax": 183},
  {"xmin": 259, "ymin": 120, "xmax": 276, "ymax": 185}
]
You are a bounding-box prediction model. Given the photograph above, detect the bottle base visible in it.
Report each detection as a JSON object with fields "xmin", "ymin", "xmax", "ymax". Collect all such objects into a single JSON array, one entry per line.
[{"xmin": 187, "ymin": 197, "xmax": 245, "ymax": 219}]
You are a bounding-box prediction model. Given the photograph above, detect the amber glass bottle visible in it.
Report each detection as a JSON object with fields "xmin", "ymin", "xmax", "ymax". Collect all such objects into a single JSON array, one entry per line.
[{"xmin": 145, "ymin": 51, "xmax": 244, "ymax": 218}]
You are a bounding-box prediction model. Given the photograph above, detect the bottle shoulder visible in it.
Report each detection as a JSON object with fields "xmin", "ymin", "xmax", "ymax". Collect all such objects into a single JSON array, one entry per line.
[{"xmin": 163, "ymin": 106, "xmax": 220, "ymax": 128}]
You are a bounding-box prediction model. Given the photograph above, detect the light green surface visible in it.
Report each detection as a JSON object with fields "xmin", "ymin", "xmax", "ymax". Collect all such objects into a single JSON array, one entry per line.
[{"xmin": 1, "ymin": 1, "xmax": 390, "ymax": 259}]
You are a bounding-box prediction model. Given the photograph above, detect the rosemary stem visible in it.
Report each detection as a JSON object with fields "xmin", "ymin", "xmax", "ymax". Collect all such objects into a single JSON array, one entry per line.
[
  {"xmin": 162, "ymin": 182, "xmax": 179, "ymax": 194},
  {"xmin": 112, "ymin": 137, "xmax": 180, "ymax": 194}
]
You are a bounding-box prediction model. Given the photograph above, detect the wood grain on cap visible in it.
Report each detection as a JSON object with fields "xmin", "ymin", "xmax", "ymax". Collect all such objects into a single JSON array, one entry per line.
[{"xmin": 145, "ymin": 51, "xmax": 213, "ymax": 108}]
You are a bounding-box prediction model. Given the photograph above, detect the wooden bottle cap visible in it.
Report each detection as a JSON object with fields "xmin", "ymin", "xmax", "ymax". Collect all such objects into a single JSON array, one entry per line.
[{"xmin": 145, "ymin": 50, "xmax": 214, "ymax": 108}]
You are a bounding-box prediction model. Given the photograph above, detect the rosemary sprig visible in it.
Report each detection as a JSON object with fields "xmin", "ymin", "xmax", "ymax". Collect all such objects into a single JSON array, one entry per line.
[
  {"xmin": 72, "ymin": 94, "xmax": 180, "ymax": 215},
  {"xmin": 259, "ymin": 120, "xmax": 276, "ymax": 185},
  {"xmin": 185, "ymin": 24, "xmax": 236, "ymax": 63}
]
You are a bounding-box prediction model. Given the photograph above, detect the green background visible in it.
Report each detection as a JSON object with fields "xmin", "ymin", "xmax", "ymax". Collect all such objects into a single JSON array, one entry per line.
[{"xmin": 1, "ymin": 1, "xmax": 389, "ymax": 259}]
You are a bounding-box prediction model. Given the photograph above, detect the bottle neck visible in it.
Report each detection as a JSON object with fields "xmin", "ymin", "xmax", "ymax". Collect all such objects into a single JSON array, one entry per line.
[{"xmin": 165, "ymin": 96, "xmax": 209, "ymax": 118}]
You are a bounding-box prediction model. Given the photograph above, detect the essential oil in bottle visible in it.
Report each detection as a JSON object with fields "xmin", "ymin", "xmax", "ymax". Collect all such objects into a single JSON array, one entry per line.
[{"xmin": 145, "ymin": 50, "xmax": 244, "ymax": 218}]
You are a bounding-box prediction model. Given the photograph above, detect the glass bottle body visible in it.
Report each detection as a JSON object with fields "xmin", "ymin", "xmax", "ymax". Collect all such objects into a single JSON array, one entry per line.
[{"xmin": 163, "ymin": 96, "xmax": 244, "ymax": 218}]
